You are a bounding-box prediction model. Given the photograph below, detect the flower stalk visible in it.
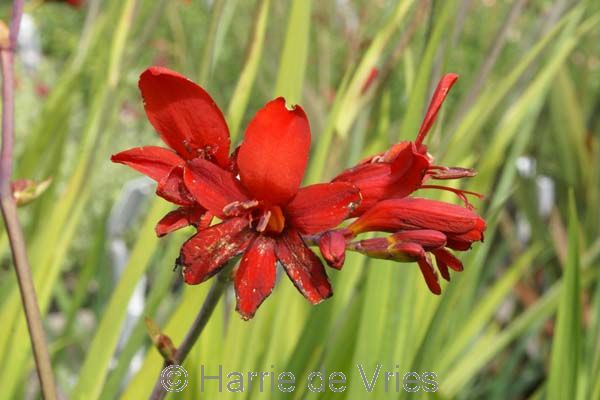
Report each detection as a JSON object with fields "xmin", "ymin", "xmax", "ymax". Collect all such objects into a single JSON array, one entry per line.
[
  {"xmin": 148, "ymin": 268, "xmax": 232, "ymax": 400},
  {"xmin": 0, "ymin": 1, "xmax": 58, "ymax": 399}
]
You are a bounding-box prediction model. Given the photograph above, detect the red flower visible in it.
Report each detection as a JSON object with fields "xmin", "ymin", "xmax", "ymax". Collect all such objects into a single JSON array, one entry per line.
[
  {"xmin": 179, "ymin": 98, "xmax": 360, "ymax": 319},
  {"xmin": 111, "ymin": 67, "xmax": 486, "ymax": 316},
  {"xmin": 334, "ymin": 74, "xmax": 479, "ymax": 216},
  {"xmin": 112, "ymin": 67, "xmax": 360, "ymax": 319},
  {"xmin": 111, "ymin": 67, "xmax": 233, "ymax": 236},
  {"xmin": 346, "ymin": 197, "xmax": 486, "ymax": 294}
]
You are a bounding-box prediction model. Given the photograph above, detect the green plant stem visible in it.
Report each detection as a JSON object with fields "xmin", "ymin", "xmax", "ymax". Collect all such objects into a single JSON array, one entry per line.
[
  {"xmin": 0, "ymin": 1, "xmax": 58, "ymax": 399},
  {"xmin": 148, "ymin": 271, "xmax": 231, "ymax": 400}
]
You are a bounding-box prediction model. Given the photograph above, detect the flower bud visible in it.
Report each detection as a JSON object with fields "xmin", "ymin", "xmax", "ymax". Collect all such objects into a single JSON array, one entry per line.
[
  {"xmin": 350, "ymin": 237, "xmax": 425, "ymax": 262},
  {"xmin": 11, "ymin": 178, "xmax": 52, "ymax": 207},
  {"xmin": 318, "ymin": 230, "xmax": 347, "ymax": 270}
]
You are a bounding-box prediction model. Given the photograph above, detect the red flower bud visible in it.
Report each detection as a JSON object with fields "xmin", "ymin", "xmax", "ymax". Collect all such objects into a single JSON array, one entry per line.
[
  {"xmin": 350, "ymin": 237, "xmax": 424, "ymax": 262},
  {"xmin": 318, "ymin": 230, "xmax": 347, "ymax": 270},
  {"xmin": 349, "ymin": 197, "xmax": 485, "ymax": 242}
]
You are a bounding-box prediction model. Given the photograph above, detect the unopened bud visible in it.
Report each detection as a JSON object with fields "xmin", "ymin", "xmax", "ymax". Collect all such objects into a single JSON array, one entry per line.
[
  {"xmin": 391, "ymin": 230, "xmax": 446, "ymax": 251},
  {"xmin": 145, "ymin": 317, "xmax": 177, "ymax": 363},
  {"xmin": 12, "ymin": 178, "xmax": 52, "ymax": 207},
  {"xmin": 350, "ymin": 237, "xmax": 424, "ymax": 262},
  {"xmin": 318, "ymin": 230, "xmax": 347, "ymax": 270}
]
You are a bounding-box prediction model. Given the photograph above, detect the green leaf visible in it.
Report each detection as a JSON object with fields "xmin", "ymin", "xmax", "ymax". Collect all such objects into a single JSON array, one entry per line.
[
  {"xmin": 547, "ymin": 191, "xmax": 581, "ymax": 400},
  {"xmin": 273, "ymin": 0, "xmax": 311, "ymax": 104}
]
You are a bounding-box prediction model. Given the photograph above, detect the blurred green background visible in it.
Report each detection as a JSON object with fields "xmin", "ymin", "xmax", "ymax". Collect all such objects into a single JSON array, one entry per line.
[{"xmin": 1, "ymin": 0, "xmax": 599, "ymax": 398}]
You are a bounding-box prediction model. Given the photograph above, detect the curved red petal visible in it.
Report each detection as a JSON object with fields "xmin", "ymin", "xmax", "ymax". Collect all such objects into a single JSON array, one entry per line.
[
  {"xmin": 155, "ymin": 206, "xmax": 211, "ymax": 237},
  {"xmin": 285, "ymin": 182, "xmax": 361, "ymax": 234},
  {"xmin": 156, "ymin": 165, "xmax": 196, "ymax": 206},
  {"xmin": 111, "ymin": 146, "xmax": 183, "ymax": 182},
  {"xmin": 237, "ymin": 98, "xmax": 311, "ymax": 205},
  {"xmin": 179, "ymin": 217, "xmax": 255, "ymax": 284},
  {"xmin": 235, "ymin": 236, "xmax": 277, "ymax": 320},
  {"xmin": 415, "ymin": 73, "xmax": 459, "ymax": 146},
  {"xmin": 275, "ymin": 230, "xmax": 332, "ymax": 304},
  {"xmin": 139, "ymin": 67, "xmax": 230, "ymax": 166},
  {"xmin": 183, "ymin": 158, "xmax": 249, "ymax": 218}
]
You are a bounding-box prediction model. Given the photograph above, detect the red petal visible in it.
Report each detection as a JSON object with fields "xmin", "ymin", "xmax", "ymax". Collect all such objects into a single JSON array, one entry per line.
[
  {"xmin": 155, "ymin": 207, "xmax": 211, "ymax": 237},
  {"xmin": 275, "ymin": 230, "xmax": 332, "ymax": 304},
  {"xmin": 333, "ymin": 163, "xmax": 392, "ymax": 215},
  {"xmin": 179, "ymin": 217, "xmax": 255, "ymax": 284},
  {"xmin": 389, "ymin": 142, "xmax": 430, "ymax": 178},
  {"xmin": 415, "ymin": 73, "xmax": 459, "ymax": 146},
  {"xmin": 235, "ymin": 236, "xmax": 277, "ymax": 320},
  {"xmin": 334, "ymin": 145, "xmax": 429, "ymax": 217},
  {"xmin": 139, "ymin": 67, "xmax": 230, "ymax": 166},
  {"xmin": 349, "ymin": 197, "xmax": 482, "ymax": 235},
  {"xmin": 237, "ymin": 98, "xmax": 311, "ymax": 205},
  {"xmin": 183, "ymin": 158, "xmax": 249, "ymax": 218},
  {"xmin": 417, "ymin": 256, "xmax": 441, "ymax": 295},
  {"xmin": 156, "ymin": 166, "xmax": 195, "ymax": 206},
  {"xmin": 285, "ymin": 182, "xmax": 361, "ymax": 234},
  {"xmin": 111, "ymin": 146, "xmax": 183, "ymax": 182},
  {"xmin": 433, "ymin": 248, "xmax": 463, "ymax": 272}
]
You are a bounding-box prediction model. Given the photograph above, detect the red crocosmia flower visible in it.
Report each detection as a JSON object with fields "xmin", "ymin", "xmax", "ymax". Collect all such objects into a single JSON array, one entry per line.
[
  {"xmin": 178, "ymin": 98, "xmax": 361, "ymax": 319},
  {"xmin": 345, "ymin": 197, "xmax": 486, "ymax": 294},
  {"xmin": 334, "ymin": 73, "xmax": 480, "ymax": 216},
  {"xmin": 111, "ymin": 67, "xmax": 233, "ymax": 236}
]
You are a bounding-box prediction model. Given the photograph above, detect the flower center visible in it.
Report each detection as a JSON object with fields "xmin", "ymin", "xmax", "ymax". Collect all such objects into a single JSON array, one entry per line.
[{"xmin": 255, "ymin": 205, "xmax": 285, "ymax": 235}]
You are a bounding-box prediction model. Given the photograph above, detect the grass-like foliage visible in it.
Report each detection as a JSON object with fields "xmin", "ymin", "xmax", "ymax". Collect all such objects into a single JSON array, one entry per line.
[{"xmin": 1, "ymin": 0, "xmax": 599, "ymax": 399}]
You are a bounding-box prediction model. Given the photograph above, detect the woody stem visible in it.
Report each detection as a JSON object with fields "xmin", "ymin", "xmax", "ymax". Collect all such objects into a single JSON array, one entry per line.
[
  {"xmin": 148, "ymin": 269, "xmax": 232, "ymax": 400},
  {"xmin": 0, "ymin": 2, "xmax": 58, "ymax": 400}
]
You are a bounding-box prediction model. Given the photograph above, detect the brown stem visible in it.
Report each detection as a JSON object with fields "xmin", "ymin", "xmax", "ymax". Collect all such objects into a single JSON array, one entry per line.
[
  {"xmin": 148, "ymin": 271, "xmax": 231, "ymax": 400},
  {"xmin": 0, "ymin": 1, "xmax": 58, "ymax": 399}
]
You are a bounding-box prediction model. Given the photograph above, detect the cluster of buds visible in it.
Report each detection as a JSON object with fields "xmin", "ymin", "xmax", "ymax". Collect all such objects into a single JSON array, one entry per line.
[
  {"xmin": 316, "ymin": 74, "xmax": 486, "ymax": 294},
  {"xmin": 112, "ymin": 68, "xmax": 485, "ymax": 319}
]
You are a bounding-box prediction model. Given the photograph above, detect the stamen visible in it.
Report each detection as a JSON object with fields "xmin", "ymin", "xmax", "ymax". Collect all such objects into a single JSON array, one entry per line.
[
  {"xmin": 255, "ymin": 210, "xmax": 271, "ymax": 232},
  {"xmin": 427, "ymin": 165, "xmax": 476, "ymax": 179},
  {"xmin": 419, "ymin": 184, "xmax": 484, "ymax": 209},
  {"xmin": 223, "ymin": 200, "xmax": 259, "ymax": 216}
]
